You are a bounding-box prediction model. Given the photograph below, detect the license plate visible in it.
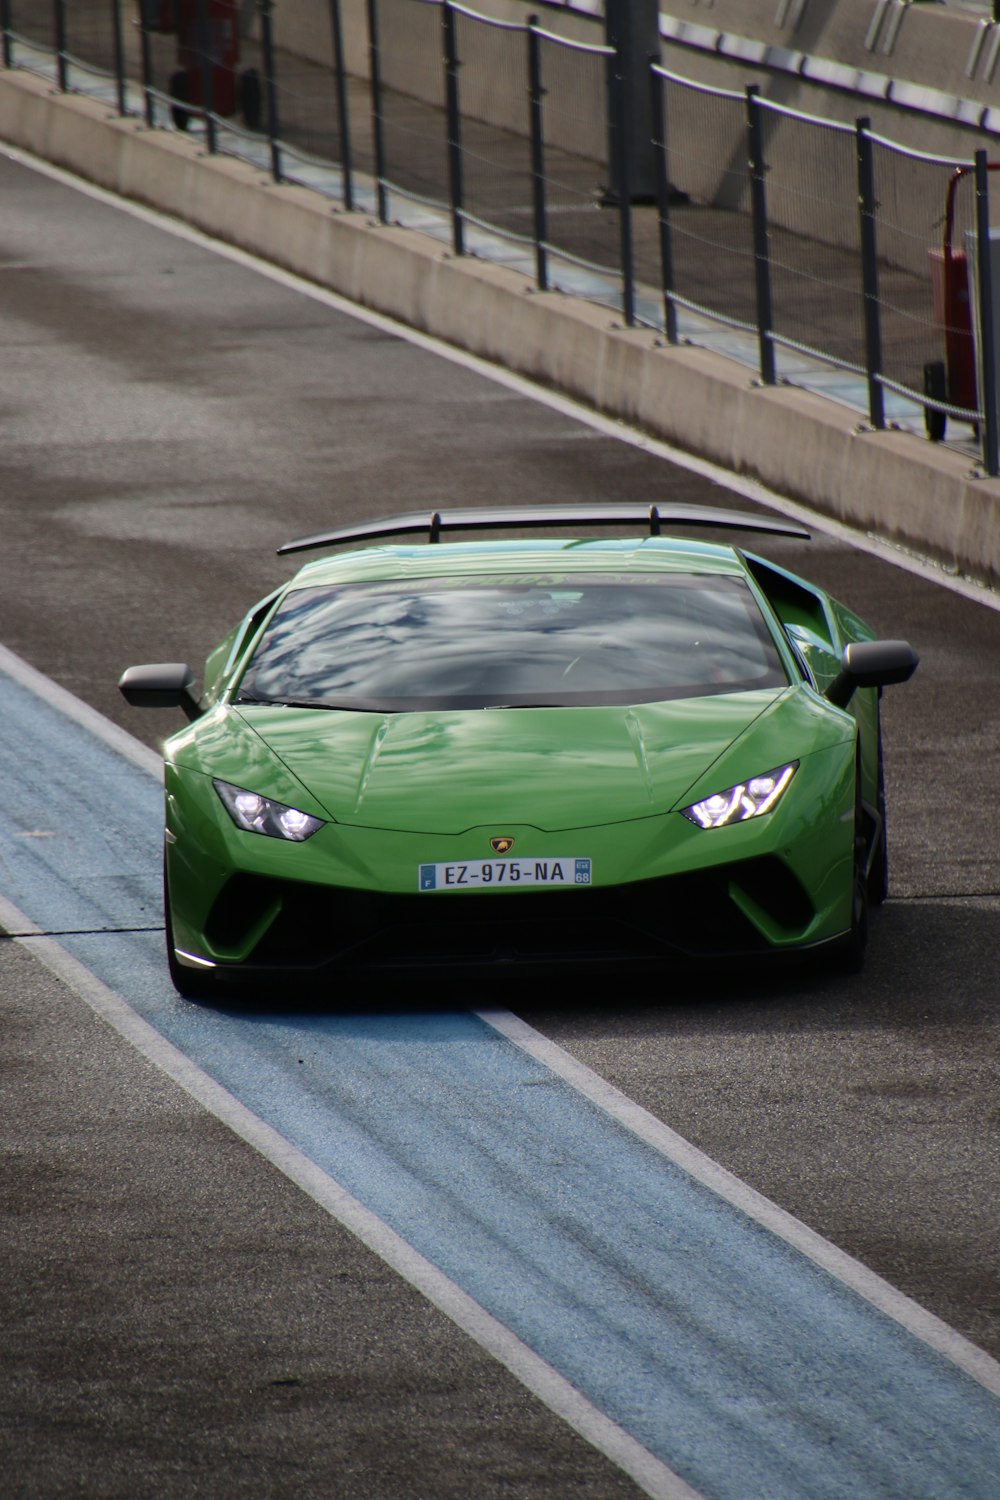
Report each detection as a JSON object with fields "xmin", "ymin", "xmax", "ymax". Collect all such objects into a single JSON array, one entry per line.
[{"xmin": 418, "ymin": 857, "xmax": 591, "ymax": 891}]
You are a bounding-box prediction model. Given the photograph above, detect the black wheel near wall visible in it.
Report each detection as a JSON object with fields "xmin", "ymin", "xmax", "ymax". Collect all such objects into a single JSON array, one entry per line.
[
  {"xmin": 238, "ymin": 68, "xmax": 262, "ymax": 132},
  {"xmin": 867, "ymin": 721, "xmax": 889, "ymax": 908},
  {"xmin": 169, "ymin": 69, "xmax": 191, "ymax": 132},
  {"xmin": 923, "ymin": 359, "xmax": 947, "ymax": 442}
]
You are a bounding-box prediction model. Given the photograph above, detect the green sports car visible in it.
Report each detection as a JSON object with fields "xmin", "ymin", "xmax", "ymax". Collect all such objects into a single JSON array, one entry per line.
[{"xmin": 119, "ymin": 505, "xmax": 917, "ymax": 997}]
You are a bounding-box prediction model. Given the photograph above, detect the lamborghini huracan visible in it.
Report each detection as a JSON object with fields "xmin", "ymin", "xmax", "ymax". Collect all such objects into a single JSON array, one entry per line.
[{"xmin": 119, "ymin": 505, "xmax": 918, "ymax": 996}]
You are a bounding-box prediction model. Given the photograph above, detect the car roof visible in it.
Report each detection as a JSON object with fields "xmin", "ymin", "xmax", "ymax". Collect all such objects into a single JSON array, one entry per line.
[{"xmin": 284, "ymin": 537, "xmax": 753, "ymax": 590}]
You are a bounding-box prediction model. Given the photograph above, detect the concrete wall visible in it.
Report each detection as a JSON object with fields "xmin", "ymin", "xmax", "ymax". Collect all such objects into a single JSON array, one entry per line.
[{"xmin": 2, "ymin": 65, "xmax": 998, "ymax": 587}]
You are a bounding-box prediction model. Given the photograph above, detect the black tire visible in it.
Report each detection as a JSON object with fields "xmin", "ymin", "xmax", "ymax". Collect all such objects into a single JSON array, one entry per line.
[
  {"xmin": 867, "ymin": 719, "xmax": 889, "ymax": 907},
  {"xmin": 169, "ymin": 69, "xmax": 191, "ymax": 132},
  {"xmin": 238, "ymin": 68, "xmax": 262, "ymax": 132},
  {"xmin": 923, "ymin": 360, "xmax": 947, "ymax": 443},
  {"xmin": 164, "ymin": 857, "xmax": 223, "ymax": 1002},
  {"xmin": 836, "ymin": 764, "xmax": 870, "ymax": 973}
]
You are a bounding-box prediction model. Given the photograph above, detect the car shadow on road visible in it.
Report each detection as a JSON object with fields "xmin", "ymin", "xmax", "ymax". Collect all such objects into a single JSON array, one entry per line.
[{"xmin": 506, "ymin": 897, "xmax": 1000, "ymax": 1036}]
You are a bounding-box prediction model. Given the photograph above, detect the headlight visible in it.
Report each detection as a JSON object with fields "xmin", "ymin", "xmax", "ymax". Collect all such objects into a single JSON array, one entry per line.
[
  {"xmin": 214, "ymin": 779, "xmax": 324, "ymax": 841},
  {"xmin": 681, "ymin": 763, "xmax": 797, "ymax": 829}
]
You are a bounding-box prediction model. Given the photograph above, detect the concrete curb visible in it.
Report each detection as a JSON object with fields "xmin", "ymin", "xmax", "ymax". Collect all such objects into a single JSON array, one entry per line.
[{"xmin": 3, "ymin": 68, "xmax": 999, "ymax": 584}]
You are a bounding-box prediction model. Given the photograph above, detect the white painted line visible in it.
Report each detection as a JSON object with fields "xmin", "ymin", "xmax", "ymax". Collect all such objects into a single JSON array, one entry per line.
[
  {"xmin": 6, "ymin": 142, "xmax": 1000, "ymax": 617},
  {"xmin": 479, "ymin": 1007, "xmax": 1000, "ymax": 1401},
  {"xmin": 0, "ymin": 889, "xmax": 701, "ymax": 1500}
]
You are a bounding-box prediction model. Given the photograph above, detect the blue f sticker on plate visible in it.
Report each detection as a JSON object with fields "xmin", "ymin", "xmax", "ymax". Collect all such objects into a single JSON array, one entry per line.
[{"xmin": 419, "ymin": 865, "xmax": 437, "ymax": 890}]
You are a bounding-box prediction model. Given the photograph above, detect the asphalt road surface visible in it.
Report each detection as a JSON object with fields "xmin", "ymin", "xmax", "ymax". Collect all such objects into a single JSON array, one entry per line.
[{"xmin": 1, "ymin": 146, "xmax": 999, "ymax": 1499}]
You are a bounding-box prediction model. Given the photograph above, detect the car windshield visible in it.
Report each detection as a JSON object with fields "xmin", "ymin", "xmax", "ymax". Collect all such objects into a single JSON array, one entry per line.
[{"xmin": 236, "ymin": 571, "xmax": 787, "ymax": 711}]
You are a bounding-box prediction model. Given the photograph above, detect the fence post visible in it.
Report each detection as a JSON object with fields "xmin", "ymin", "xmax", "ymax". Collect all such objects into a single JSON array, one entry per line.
[
  {"xmin": 55, "ymin": 0, "xmax": 68, "ymax": 92},
  {"xmin": 328, "ymin": 0, "xmax": 354, "ymax": 210},
  {"xmin": 650, "ymin": 59, "xmax": 677, "ymax": 344},
  {"xmin": 196, "ymin": 0, "xmax": 217, "ymax": 153},
  {"xmin": 608, "ymin": 43, "xmax": 635, "ymax": 326},
  {"xmin": 855, "ymin": 119, "xmax": 885, "ymax": 431},
  {"xmin": 443, "ymin": 1, "xmax": 465, "ymax": 257},
  {"xmin": 1, "ymin": 0, "xmax": 11, "ymax": 70},
  {"xmin": 974, "ymin": 149, "xmax": 1000, "ymax": 477},
  {"xmin": 259, "ymin": 0, "xmax": 282, "ymax": 182},
  {"xmin": 366, "ymin": 0, "xmax": 388, "ymax": 223},
  {"xmin": 138, "ymin": 3, "xmax": 155, "ymax": 125},
  {"xmin": 527, "ymin": 16, "xmax": 548, "ymax": 292},
  {"xmin": 746, "ymin": 85, "xmax": 776, "ymax": 386},
  {"xmin": 110, "ymin": 0, "xmax": 127, "ymax": 115}
]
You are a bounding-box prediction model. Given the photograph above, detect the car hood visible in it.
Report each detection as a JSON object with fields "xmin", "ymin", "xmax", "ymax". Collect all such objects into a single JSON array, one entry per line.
[{"xmin": 230, "ymin": 690, "xmax": 790, "ymax": 833}]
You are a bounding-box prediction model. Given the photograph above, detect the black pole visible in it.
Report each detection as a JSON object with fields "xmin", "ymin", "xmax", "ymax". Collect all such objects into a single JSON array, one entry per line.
[
  {"xmin": 366, "ymin": 0, "xmax": 388, "ymax": 224},
  {"xmin": 974, "ymin": 149, "xmax": 1000, "ymax": 477},
  {"xmin": 1, "ymin": 0, "xmax": 12, "ymax": 70},
  {"xmin": 259, "ymin": 0, "xmax": 282, "ymax": 182},
  {"xmin": 650, "ymin": 59, "xmax": 677, "ymax": 344},
  {"xmin": 856, "ymin": 119, "xmax": 885, "ymax": 431},
  {"xmin": 443, "ymin": 1, "xmax": 465, "ymax": 257},
  {"xmin": 527, "ymin": 17, "xmax": 548, "ymax": 292},
  {"xmin": 55, "ymin": 0, "xmax": 68, "ymax": 92},
  {"xmin": 328, "ymin": 0, "xmax": 354, "ymax": 210},
  {"xmin": 747, "ymin": 85, "xmax": 776, "ymax": 386},
  {"xmin": 138, "ymin": 2, "xmax": 155, "ymax": 126},
  {"xmin": 197, "ymin": 0, "xmax": 217, "ymax": 152},
  {"xmin": 608, "ymin": 44, "xmax": 635, "ymax": 326},
  {"xmin": 603, "ymin": 0, "xmax": 658, "ymax": 202},
  {"xmin": 110, "ymin": 0, "xmax": 127, "ymax": 116}
]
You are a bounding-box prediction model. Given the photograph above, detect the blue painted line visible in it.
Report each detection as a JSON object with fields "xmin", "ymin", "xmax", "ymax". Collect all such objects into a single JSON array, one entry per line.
[{"xmin": 2, "ymin": 665, "xmax": 1000, "ymax": 1500}]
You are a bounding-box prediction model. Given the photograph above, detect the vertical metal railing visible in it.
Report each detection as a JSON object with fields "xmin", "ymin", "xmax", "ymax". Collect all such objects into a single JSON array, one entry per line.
[
  {"xmin": 974, "ymin": 149, "xmax": 1000, "ymax": 476},
  {"xmin": 138, "ymin": 4, "xmax": 155, "ymax": 126},
  {"xmin": 650, "ymin": 61, "xmax": 678, "ymax": 344},
  {"xmin": 328, "ymin": 0, "xmax": 353, "ymax": 211},
  {"xmin": 110, "ymin": 0, "xmax": 126, "ymax": 115},
  {"xmin": 366, "ymin": 0, "xmax": 388, "ymax": 224},
  {"xmin": 54, "ymin": 0, "xmax": 68, "ymax": 91},
  {"xmin": 443, "ymin": 1, "xmax": 465, "ymax": 257},
  {"xmin": 527, "ymin": 16, "xmax": 548, "ymax": 292},
  {"xmin": 196, "ymin": 0, "xmax": 217, "ymax": 152},
  {"xmin": 259, "ymin": 0, "xmax": 281, "ymax": 182},
  {"xmin": 746, "ymin": 85, "xmax": 776, "ymax": 385},
  {"xmin": 0, "ymin": 0, "xmax": 11, "ymax": 70},
  {"xmin": 856, "ymin": 118, "xmax": 886, "ymax": 431},
  {"xmin": 607, "ymin": 42, "xmax": 635, "ymax": 326}
]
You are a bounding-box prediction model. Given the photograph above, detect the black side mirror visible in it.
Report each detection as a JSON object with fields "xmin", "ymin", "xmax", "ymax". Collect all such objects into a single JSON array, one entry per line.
[
  {"xmin": 118, "ymin": 663, "xmax": 202, "ymax": 721},
  {"xmin": 825, "ymin": 640, "xmax": 919, "ymax": 709}
]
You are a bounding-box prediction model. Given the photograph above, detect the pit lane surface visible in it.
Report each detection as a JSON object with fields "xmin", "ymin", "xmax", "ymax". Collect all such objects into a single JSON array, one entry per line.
[{"xmin": 2, "ymin": 148, "xmax": 999, "ymax": 1498}]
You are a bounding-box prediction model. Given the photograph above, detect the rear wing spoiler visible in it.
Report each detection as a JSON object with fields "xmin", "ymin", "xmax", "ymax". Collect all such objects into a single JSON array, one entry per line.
[{"xmin": 277, "ymin": 504, "xmax": 811, "ymax": 556}]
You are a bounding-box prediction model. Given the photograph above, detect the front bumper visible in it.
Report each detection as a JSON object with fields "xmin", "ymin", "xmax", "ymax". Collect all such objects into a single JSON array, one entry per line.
[{"xmin": 164, "ymin": 742, "xmax": 857, "ymax": 982}]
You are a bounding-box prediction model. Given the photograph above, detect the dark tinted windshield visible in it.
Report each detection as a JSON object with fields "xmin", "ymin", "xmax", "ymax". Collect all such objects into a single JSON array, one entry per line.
[{"xmin": 237, "ymin": 572, "xmax": 787, "ymax": 711}]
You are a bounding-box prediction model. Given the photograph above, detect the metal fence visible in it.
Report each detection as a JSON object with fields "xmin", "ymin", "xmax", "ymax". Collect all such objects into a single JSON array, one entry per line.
[
  {"xmin": 651, "ymin": 60, "xmax": 999, "ymax": 471},
  {"xmin": 2, "ymin": 1, "xmax": 999, "ymax": 474}
]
